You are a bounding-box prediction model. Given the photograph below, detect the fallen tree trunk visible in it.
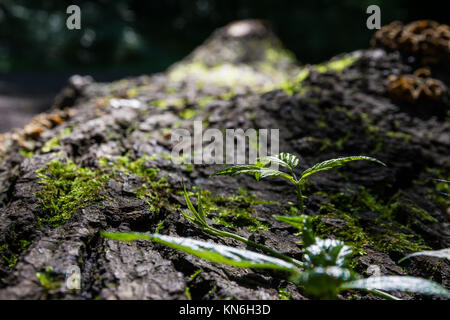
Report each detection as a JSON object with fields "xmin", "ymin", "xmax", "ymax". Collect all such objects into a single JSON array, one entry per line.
[{"xmin": 0, "ymin": 20, "xmax": 449, "ymax": 300}]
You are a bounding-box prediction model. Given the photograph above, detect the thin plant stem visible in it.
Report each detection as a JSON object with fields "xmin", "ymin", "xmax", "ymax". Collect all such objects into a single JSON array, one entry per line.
[{"xmin": 295, "ymin": 183, "xmax": 305, "ymax": 214}]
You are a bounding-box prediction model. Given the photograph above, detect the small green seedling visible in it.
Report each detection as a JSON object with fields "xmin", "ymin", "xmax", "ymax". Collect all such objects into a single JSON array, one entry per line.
[
  {"xmin": 212, "ymin": 153, "xmax": 386, "ymax": 213},
  {"xmin": 399, "ymin": 248, "xmax": 450, "ymax": 263},
  {"xmin": 102, "ymin": 188, "xmax": 450, "ymax": 300},
  {"xmin": 102, "ymin": 153, "xmax": 450, "ymax": 300},
  {"xmin": 180, "ymin": 182, "xmax": 303, "ymax": 268},
  {"xmin": 102, "ymin": 224, "xmax": 450, "ymax": 299}
]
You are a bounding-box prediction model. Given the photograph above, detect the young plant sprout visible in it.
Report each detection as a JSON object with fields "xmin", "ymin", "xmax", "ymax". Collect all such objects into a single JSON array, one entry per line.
[
  {"xmin": 102, "ymin": 209, "xmax": 450, "ymax": 299},
  {"xmin": 180, "ymin": 182, "xmax": 304, "ymax": 268},
  {"xmin": 102, "ymin": 152, "xmax": 450, "ymax": 300},
  {"xmin": 212, "ymin": 153, "xmax": 386, "ymax": 214}
]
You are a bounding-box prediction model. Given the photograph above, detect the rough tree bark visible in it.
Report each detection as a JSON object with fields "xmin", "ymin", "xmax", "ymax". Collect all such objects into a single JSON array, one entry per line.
[{"xmin": 0, "ymin": 20, "xmax": 449, "ymax": 300}]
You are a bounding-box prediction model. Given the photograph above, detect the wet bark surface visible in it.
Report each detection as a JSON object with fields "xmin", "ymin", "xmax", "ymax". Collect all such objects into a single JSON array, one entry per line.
[{"xmin": 0, "ymin": 20, "xmax": 449, "ymax": 300}]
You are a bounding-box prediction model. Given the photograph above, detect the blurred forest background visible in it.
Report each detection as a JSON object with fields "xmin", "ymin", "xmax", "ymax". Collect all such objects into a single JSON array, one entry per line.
[{"xmin": 0, "ymin": 0, "xmax": 447, "ymax": 131}]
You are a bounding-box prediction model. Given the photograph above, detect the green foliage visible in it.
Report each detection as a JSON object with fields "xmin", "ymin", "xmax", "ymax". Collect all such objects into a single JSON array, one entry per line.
[
  {"xmin": 101, "ymin": 153, "xmax": 171, "ymax": 214},
  {"xmin": 312, "ymin": 209, "xmax": 371, "ymax": 257},
  {"xmin": 213, "ymin": 153, "xmax": 385, "ymax": 213},
  {"xmin": 342, "ymin": 276, "xmax": 450, "ymax": 299},
  {"xmin": 212, "ymin": 165, "xmax": 293, "ymax": 182},
  {"xmin": 101, "ymin": 232, "xmax": 299, "ymax": 272},
  {"xmin": 179, "ymin": 108, "xmax": 198, "ymax": 120},
  {"xmin": 186, "ymin": 186, "xmax": 271, "ymax": 232},
  {"xmin": 42, "ymin": 127, "xmax": 72, "ymax": 153},
  {"xmin": 399, "ymin": 248, "xmax": 450, "ymax": 263},
  {"xmin": 294, "ymin": 266, "xmax": 358, "ymax": 299},
  {"xmin": 300, "ymin": 156, "xmax": 385, "ymax": 181},
  {"xmin": 103, "ymin": 152, "xmax": 449, "ymax": 300},
  {"xmin": 112, "ymin": 154, "xmax": 160, "ymax": 180},
  {"xmin": 42, "ymin": 137, "xmax": 61, "ymax": 153},
  {"xmin": 280, "ymin": 69, "xmax": 310, "ymax": 95},
  {"xmin": 0, "ymin": 244, "xmax": 17, "ymax": 268},
  {"xmin": 262, "ymin": 152, "xmax": 300, "ymax": 171},
  {"xmin": 313, "ymin": 55, "xmax": 358, "ymax": 73},
  {"xmin": 422, "ymin": 173, "xmax": 449, "ymax": 207},
  {"xmin": 36, "ymin": 266, "xmax": 61, "ymax": 291},
  {"xmin": 180, "ymin": 183, "xmax": 301, "ymax": 267},
  {"xmin": 19, "ymin": 149, "xmax": 33, "ymax": 158},
  {"xmin": 36, "ymin": 160, "xmax": 108, "ymax": 227},
  {"xmin": 313, "ymin": 189, "xmax": 431, "ymax": 255},
  {"xmin": 0, "ymin": 239, "xmax": 31, "ymax": 268},
  {"xmin": 372, "ymin": 230, "xmax": 429, "ymax": 254},
  {"xmin": 278, "ymin": 288, "xmax": 292, "ymax": 300},
  {"xmin": 189, "ymin": 269, "xmax": 203, "ymax": 281},
  {"xmin": 303, "ymin": 239, "xmax": 352, "ymax": 268}
]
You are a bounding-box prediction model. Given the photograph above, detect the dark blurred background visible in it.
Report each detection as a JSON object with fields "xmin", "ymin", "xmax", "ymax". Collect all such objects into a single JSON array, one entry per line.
[{"xmin": 0, "ymin": 0, "xmax": 447, "ymax": 132}]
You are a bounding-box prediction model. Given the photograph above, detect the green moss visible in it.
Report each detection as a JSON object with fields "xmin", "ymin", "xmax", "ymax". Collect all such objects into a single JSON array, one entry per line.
[
  {"xmin": 183, "ymin": 163, "xmax": 194, "ymax": 173},
  {"xmin": 42, "ymin": 136, "xmax": 61, "ymax": 153},
  {"xmin": 112, "ymin": 154, "xmax": 160, "ymax": 180},
  {"xmin": 151, "ymin": 98, "xmax": 186, "ymax": 109},
  {"xmin": 314, "ymin": 55, "xmax": 358, "ymax": 73},
  {"xmin": 36, "ymin": 266, "xmax": 61, "ymax": 291},
  {"xmin": 0, "ymin": 244, "xmax": 18, "ymax": 268},
  {"xmin": 184, "ymin": 286, "xmax": 192, "ymax": 300},
  {"xmin": 264, "ymin": 46, "xmax": 296, "ymax": 64},
  {"xmin": 317, "ymin": 120, "xmax": 327, "ymax": 128},
  {"xmin": 155, "ymin": 220, "xmax": 165, "ymax": 233},
  {"xmin": 312, "ymin": 205, "xmax": 370, "ymax": 256},
  {"xmin": 165, "ymin": 86, "xmax": 178, "ymax": 94},
  {"xmin": 197, "ymin": 96, "xmax": 215, "ymax": 108},
  {"xmin": 42, "ymin": 127, "xmax": 72, "ymax": 153},
  {"xmin": 36, "ymin": 160, "xmax": 109, "ymax": 227},
  {"xmin": 387, "ymin": 200, "xmax": 438, "ymax": 224},
  {"xmin": 0, "ymin": 239, "xmax": 31, "ymax": 268},
  {"xmin": 126, "ymin": 87, "xmax": 139, "ymax": 98},
  {"xmin": 371, "ymin": 230, "xmax": 429, "ymax": 253},
  {"xmin": 190, "ymin": 188, "xmax": 275, "ymax": 232},
  {"xmin": 179, "ymin": 108, "xmax": 198, "ymax": 120},
  {"xmin": 19, "ymin": 149, "xmax": 33, "ymax": 158},
  {"xmin": 312, "ymin": 188, "xmax": 432, "ymax": 256},
  {"xmin": 280, "ymin": 68, "xmax": 309, "ymax": 95},
  {"xmin": 104, "ymin": 153, "xmax": 174, "ymax": 214},
  {"xmin": 220, "ymin": 90, "xmax": 237, "ymax": 100},
  {"xmin": 189, "ymin": 268, "xmax": 202, "ymax": 281},
  {"xmin": 278, "ymin": 288, "xmax": 292, "ymax": 300},
  {"xmin": 335, "ymin": 131, "xmax": 351, "ymax": 150},
  {"xmin": 184, "ymin": 269, "xmax": 203, "ymax": 300},
  {"xmin": 386, "ymin": 131, "xmax": 411, "ymax": 142},
  {"xmin": 288, "ymin": 205, "xmax": 299, "ymax": 216}
]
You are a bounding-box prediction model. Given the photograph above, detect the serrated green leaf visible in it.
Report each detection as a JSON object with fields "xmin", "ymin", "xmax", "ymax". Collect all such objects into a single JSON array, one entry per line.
[
  {"xmin": 258, "ymin": 168, "xmax": 293, "ymax": 180},
  {"xmin": 304, "ymin": 238, "xmax": 352, "ymax": 268},
  {"xmin": 212, "ymin": 165, "xmax": 293, "ymax": 182},
  {"xmin": 399, "ymin": 248, "xmax": 450, "ymax": 263},
  {"xmin": 259, "ymin": 153, "xmax": 300, "ymax": 171},
  {"xmin": 342, "ymin": 276, "xmax": 450, "ymax": 298},
  {"xmin": 211, "ymin": 165, "xmax": 264, "ymax": 177},
  {"xmin": 101, "ymin": 232, "xmax": 299, "ymax": 273},
  {"xmin": 300, "ymin": 156, "xmax": 386, "ymax": 181}
]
